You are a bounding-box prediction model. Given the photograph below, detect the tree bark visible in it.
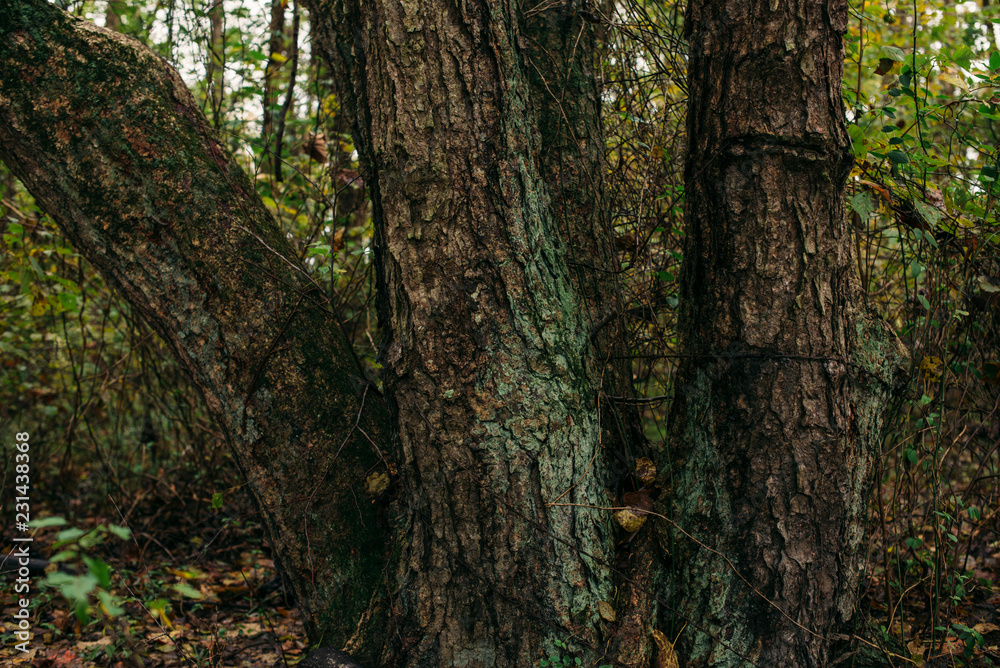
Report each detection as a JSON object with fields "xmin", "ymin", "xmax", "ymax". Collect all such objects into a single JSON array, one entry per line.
[
  {"xmin": 0, "ymin": 0, "xmax": 392, "ymax": 648},
  {"xmin": 519, "ymin": 8, "xmax": 659, "ymax": 665},
  {"xmin": 0, "ymin": 0, "xmax": 912, "ymax": 666},
  {"xmin": 309, "ymin": 0, "xmax": 625, "ymax": 664},
  {"xmin": 670, "ymin": 0, "xmax": 906, "ymax": 665}
]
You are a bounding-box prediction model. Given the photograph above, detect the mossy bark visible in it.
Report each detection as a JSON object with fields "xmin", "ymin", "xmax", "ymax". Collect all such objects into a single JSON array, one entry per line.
[
  {"xmin": 520, "ymin": 8, "xmax": 659, "ymax": 665},
  {"xmin": 309, "ymin": 0, "xmax": 631, "ymax": 665},
  {"xmin": 669, "ymin": 0, "xmax": 907, "ymax": 665},
  {"xmin": 0, "ymin": 0, "xmax": 392, "ymax": 648}
]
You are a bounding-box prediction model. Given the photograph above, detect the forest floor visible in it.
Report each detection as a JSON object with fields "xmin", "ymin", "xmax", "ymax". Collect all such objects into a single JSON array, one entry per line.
[
  {"xmin": 1, "ymin": 457, "xmax": 998, "ymax": 667},
  {"xmin": 0, "ymin": 457, "xmax": 310, "ymax": 667}
]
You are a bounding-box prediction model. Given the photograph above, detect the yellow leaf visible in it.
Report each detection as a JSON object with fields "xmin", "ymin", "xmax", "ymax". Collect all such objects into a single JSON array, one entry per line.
[
  {"xmin": 30, "ymin": 294, "xmax": 49, "ymax": 316},
  {"xmin": 597, "ymin": 600, "xmax": 616, "ymax": 622},
  {"xmin": 652, "ymin": 628, "xmax": 680, "ymax": 668},
  {"xmin": 614, "ymin": 508, "xmax": 646, "ymax": 532},
  {"xmin": 365, "ymin": 471, "xmax": 390, "ymax": 496},
  {"xmin": 920, "ymin": 356, "xmax": 943, "ymax": 383}
]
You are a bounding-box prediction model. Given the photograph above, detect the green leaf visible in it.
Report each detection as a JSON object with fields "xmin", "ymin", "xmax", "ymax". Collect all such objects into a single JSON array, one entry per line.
[
  {"xmin": 172, "ymin": 583, "xmax": 205, "ymax": 600},
  {"xmin": 97, "ymin": 590, "xmax": 124, "ymax": 617},
  {"xmin": 887, "ymin": 150, "xmax": 909, "ymax": 165},
  {"xmin": 951, "ymin": 45, "xmax": 974, "ymax": 69},
  {"xmin": 107, "ymin": 524, "xmax": 131, "ymax": 541},
  {"xmin": 29, "ymin": 516, "xmax": 67, "ymax": 528},
  {"xmin": 849, "ymin": 191, "xmax": 876, "ymax": 220},
  {"xmin": 212, "ymin": 492, "xmax": 224, "ymax": 509},
  {"xmin": 912, "ymin": 200, "xmax": 942, "ymax": 228},
  {"xmin": 54, "ymin": 527, "xmax": 86, "ymax": 545},
  {"xmin": 847, "ymin": 124, "xmax": 868, "ymax": 159},
  {"xmin": 73, "ymin": 598, "xmax": 91, "ymax": 625},
  {"xmin": 990, "ymin": 51, "xmax": 1000, "ymax": 71},
  {"xmin": 49, "ymin": 550, "xmax": 78, "ymax": 564},
  {"xmin": 905, "ymin": 536, "xmax": 923, "ymax": 549},
  {"xmin": 83, "ymin": 556, "xmax": 112, "ymax": 589},
  {"xmin": 60, "ymin": 573, "xmax": 98, "ymax": 603},
  {"xmin": 58, "ymin": 291, "xmax": 77, "ymax": 311},
  {"xmin": 881, "ymin": 45, "xmax": 906, "ymax": 61}
]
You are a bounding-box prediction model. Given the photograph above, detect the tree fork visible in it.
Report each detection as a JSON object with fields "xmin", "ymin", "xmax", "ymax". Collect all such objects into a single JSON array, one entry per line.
[{"xmin": 309, "ymin": 0, "xmax": 637, "ymax": 664}]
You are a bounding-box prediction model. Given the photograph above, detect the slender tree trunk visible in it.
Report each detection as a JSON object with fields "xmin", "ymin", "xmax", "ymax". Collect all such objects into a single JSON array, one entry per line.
[
  {"xmin": 0, "ymin": 1, "xmax": 392, "ymax": 648},
  {"xmin": 206, "ymin": 0, "xmax": 225, "ymax": 128},
  {"xmin": 670, "ymin": 0, "xmax": 906, "ymax": 665},
  {"xmin": 104, "ymin": 0, "xmax": 125, "ymax": 31},
  {"xmin": 261, "ymin": 0, "xmax": 286, "ymax": 172},
  {"xmin": 309, "ymin": 0, "xmax": 627, "ymax": 664}
]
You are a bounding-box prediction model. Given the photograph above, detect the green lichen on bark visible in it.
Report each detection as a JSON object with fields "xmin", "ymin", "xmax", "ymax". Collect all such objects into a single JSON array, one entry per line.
[{"xmin": 310, "ymin": 0, "xmax": 617, "ymax": 664}]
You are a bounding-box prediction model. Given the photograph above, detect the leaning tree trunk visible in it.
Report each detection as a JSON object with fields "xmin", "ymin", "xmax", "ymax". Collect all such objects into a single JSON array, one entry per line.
[
  {"xmin": 670, "ymin": 0, "xmax": 907, "ymax": 666},
  {"xmin": 310, "ymin": 0, "xmax": 628, "ymax": 665},
  {"xmin": 0, "ymin": 0, "xmax": 393, "ymax": 648}
]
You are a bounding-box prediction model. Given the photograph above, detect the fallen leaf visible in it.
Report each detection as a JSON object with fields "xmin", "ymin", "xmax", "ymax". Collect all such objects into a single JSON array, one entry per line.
[{"xmin": 652, "ymin": 628, "xmax": 680, "ymax": 668}]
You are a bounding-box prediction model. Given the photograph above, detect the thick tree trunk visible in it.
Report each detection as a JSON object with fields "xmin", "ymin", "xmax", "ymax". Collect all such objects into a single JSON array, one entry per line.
[
  {"xmin": 670, "ymin": 0, "xmax": 906, "ymax": 666},
  {"xmin": 0, "ymin": 1, "xmax": 392, "ymax": 648},
  {"xmin": 309, "ymin": 0, "xmax": 625, "ymax": 665}
]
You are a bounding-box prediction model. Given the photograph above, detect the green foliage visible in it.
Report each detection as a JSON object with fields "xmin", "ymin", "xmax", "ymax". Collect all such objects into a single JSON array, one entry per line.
[{"xmin": 31, "ymin": 516, "xmax": 130, "ymax": 625}]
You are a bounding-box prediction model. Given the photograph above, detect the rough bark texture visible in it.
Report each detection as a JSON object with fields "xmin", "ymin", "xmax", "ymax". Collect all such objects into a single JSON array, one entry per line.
[
  {"xmin": 670, "ymin": 0, "xmax": 907, "ymax": 666},
  {"xmin": 522, "ymin": 10, "xmax": 657, "ymax": 663},
  {"xmin": 310, "ymin": 0, "xmax": 622, "ymax": 665},
  {"xmin": 0, "ymin": 0, "xmax": 392, "ymax": 647}
]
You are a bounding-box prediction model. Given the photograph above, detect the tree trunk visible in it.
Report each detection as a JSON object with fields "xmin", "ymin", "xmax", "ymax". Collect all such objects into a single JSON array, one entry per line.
[
  {"xmin": 1, "ymin": 0, "xmax": 912, "ymax": 666},
  {"xmin": 261, "ymin": 0, "xmax": 286, "ymax": 158},
  {"xmin": 206, "ymin": 0, "xmax": 225, "ymax": 128},
  {"xmin": 670, "ymin": 0, "xmax": 907, "ymax": 665},
  {"xmin": 519, "ymin": 8, "xmax": 659, "ymax": 665},
  {"xmin": 309, "ymin": 0, "xmax": 627, "ymax": 664},
  {"xmin": 0, "ymin": 0, "xmax": 393, "ymax": 648}
]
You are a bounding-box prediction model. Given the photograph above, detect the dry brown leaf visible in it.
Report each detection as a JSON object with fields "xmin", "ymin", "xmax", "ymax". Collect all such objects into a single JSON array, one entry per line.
[
  {"xmin": 635, "ymin": 457, "xmax": 657, "ymax": 487},
  {"xmin": 303, "ymin": 133, "xmax": 328, "ymax": 163},
  {"xmin": 651, "ymin": 628, "xmax": 679, "ymax": 668}
]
